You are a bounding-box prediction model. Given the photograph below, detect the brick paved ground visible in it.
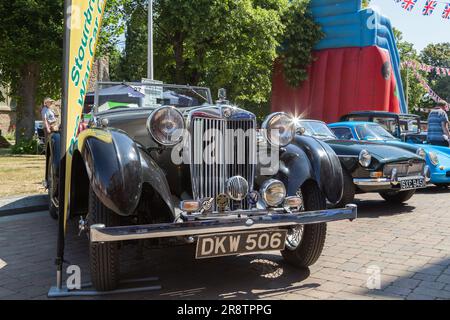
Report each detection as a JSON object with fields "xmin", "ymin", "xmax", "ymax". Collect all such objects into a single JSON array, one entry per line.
[{"xmin": 1, "ymin": 187, "xmax": 450, "ymax": 300}]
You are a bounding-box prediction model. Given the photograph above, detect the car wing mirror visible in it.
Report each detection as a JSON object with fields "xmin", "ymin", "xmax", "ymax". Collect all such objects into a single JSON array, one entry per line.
[{"xmin": 296, "ymin": 126, "xmax": 306, "ymax": 135}]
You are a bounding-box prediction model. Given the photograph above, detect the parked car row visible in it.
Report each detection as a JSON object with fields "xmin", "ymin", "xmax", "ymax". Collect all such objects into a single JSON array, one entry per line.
[{"xmin": 44, "ymin": 82, "xmax": 445, "ymax": 292}]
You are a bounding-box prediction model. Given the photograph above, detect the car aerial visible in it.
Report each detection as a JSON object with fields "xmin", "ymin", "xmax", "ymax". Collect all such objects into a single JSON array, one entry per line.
[
  {"xmin": 297, "ymin": 119, "xmax": 429, "ymax": 207},
  {"xmin": 337, "ymin": 111, "xmax": 450, "ymax": 188},
  {"xmin": 45, "ymin": 81, "xmax": 356, "ymax": 292}
]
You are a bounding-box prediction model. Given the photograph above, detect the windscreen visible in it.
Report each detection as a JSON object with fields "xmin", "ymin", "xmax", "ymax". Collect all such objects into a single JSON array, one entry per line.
[{"xmin": 89, "ymin": 82, "xmax": 212, "ymax": 113}]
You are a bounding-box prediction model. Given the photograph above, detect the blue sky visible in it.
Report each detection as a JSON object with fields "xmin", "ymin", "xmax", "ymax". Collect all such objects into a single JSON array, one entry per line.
[{"xmin": 370, "ymin": 0, "xmax": 450, "ymax": 51}]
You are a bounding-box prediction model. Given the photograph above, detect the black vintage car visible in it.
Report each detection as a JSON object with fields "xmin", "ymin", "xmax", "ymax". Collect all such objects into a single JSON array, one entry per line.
[
  {"xmin": 45, "ymin": 82, "xmax": 356, "ymax": 291},
  {"xmin": 297, "ymin": 120, "xmax": 430, "ymax": 207}
]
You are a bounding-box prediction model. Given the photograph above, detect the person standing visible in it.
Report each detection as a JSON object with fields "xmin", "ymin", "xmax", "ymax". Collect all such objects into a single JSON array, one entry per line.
[
  {"xmin": 427, "ymin": 101, "xmax": 450, "ymax": 147},
  {"xmin": 41, "ymin": 98, "xmax": 58, "ymax": 140}
]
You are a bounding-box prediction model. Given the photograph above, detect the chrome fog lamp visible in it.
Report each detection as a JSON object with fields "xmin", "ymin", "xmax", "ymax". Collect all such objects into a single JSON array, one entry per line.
[
  {"xmin": 147, "ymin": 106, "xmax": 185, "ymax": 146},
  {"xmin": 284, "ymin": 196, "xmax": 303, "ymax": 210},
  {"xmin": 359, "ymin": 149, "xmax": 372, "ymax": 168},
  {"xmin": 226, "ymin": 176, "xmax": 249, "ymax": 201},
  {"xmin": 429, "ymin": 152, "xmax": 439, "ymax": 166},
  {"xmin": 262, "ymin": 112, "xmax": 295, "ymax": 147},
  {"xmin": 416, "ymin": 148, "xmax": 426, "ymax": 159},
  {"xmin": 260, "ymin": 179, "xmax": 287, "ymax": 207}
]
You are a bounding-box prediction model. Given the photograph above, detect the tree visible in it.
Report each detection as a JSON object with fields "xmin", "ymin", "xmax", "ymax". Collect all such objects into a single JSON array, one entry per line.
[
  {"xmin": 393, "ymin": 28, "xmax": 427, "ymax": 113},
  {"xmin": 421, "ymin": 43, "xmax": 450, "ymax": 103},
  {"xmin": 116, "ymin": 0, "xmax": 321, "ymax": 117},
  {"xmin": 0, "ymin": 0, "xmax": 63, "ymax": 141}
]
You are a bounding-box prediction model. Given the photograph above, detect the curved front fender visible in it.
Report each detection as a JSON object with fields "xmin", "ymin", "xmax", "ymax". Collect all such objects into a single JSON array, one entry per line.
[
  {"xmin": 78, "ymin": 129, "xmax": 143, "ymax": 216},
  {"xmin": 285, "ymin": 135, "xmax": 344, "ymax": 204}
]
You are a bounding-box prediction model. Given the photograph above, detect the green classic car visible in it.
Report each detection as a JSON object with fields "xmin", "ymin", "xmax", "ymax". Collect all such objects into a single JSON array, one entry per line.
[{"xmin": 297, "ymin": 120, "xmax": 430, "ymax": 207}]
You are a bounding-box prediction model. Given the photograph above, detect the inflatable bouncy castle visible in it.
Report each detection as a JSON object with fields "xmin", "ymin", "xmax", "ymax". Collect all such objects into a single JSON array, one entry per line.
[{"xmin": 271, "ymin": 0, "xmax": 407, "ymax": 123}]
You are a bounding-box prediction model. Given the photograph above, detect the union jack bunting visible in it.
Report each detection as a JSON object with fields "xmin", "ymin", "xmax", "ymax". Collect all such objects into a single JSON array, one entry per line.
[
  {"xmin": 422, "ymin": 0, "xmax": 438, "ymax": 16},
  {"xmin": 401, "ymin": 0, "xmax": 417, "ymax": 11},
  {"xmin": 443, "ymin": 3, "xmax": 450, "ymax": 19}
]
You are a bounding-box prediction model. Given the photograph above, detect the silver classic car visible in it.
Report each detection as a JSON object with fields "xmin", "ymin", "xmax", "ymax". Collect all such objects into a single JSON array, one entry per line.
[{"xmin": 45, "ymin": 82, "xmax": 356, "ymax": 291}]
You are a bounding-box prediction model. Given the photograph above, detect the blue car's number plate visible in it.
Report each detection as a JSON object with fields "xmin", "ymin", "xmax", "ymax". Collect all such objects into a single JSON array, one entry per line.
[
  {"xmin": 399, "ymin": 177, "xmax": 425, "ymax": 190},
  {"xmin": 196, "ymin": 230, "xmax": 287, "ymax": 259}
]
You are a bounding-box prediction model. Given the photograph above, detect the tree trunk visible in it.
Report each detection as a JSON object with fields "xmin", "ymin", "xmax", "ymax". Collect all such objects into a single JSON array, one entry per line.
[{"xmin": 16, "ymin": 62, "xmax": 39, "ymax": 142}]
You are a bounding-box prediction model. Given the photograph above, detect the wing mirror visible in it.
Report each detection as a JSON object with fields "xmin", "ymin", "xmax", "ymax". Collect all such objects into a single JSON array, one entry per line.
[{"xmin": 296, "ymin": 126, "xmax": 306, "ymax": 135}]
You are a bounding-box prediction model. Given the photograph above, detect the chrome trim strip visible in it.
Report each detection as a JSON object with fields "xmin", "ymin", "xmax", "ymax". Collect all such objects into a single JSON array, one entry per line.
[
  {"xmin": 353, "ymin": 178, "xmax": 391, "ymax": 187},
  {"xmin": 90, "ymin": 205, "xmax": 358, "ymax": 243}
]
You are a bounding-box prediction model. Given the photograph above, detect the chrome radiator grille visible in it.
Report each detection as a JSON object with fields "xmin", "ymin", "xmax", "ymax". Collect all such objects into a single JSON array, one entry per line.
[
  {"xmin": 191, "ymin": 117, "xmax": 256, "ymax": 209},
  {"xmin": 383, "ymin": 161, "xmax": 425, "ymax": 177}
]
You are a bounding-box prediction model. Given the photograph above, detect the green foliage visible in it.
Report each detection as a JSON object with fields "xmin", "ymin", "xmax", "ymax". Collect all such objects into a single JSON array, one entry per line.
[
  {"xmin": 393, "ymin": 29, "xmax": 427, "ymax": 113},
  {"xmin": 11, "ymin": 137, "xmax": 42, "ymax": 155},
  {"xmin": 420, "ymin": 43, "xmax": 450, "ymax": 103},
  {"xmin": 116, "ymin": 0, "xmax": 321, "ymax": 117},
  {"xmin": 278, "ymin": 0, "xmax": 323, "ymax": 87},
  {"xmin": 0, "ymin": 0, "xmax": 63, "ymax": 101}
]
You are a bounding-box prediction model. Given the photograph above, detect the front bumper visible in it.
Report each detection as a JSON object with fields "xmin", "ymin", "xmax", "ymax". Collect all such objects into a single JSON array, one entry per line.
[
  {"xmin": 90, "ymin": 205, "xmax": 357, "ymax": 243},
  {"xmin": 354, "ymin": 174, "xmax": 429, "ymax": 189}
]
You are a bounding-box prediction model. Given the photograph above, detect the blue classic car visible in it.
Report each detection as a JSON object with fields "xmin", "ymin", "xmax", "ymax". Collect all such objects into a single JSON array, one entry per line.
[{"xmin": 329, "ymin": 121, "xmax": 450, "ymax": 188}]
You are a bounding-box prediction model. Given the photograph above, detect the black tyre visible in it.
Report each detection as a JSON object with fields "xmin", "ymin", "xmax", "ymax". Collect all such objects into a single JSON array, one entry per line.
[
  {"xmin": 281, "ymin": 182, "xmax": 327, "ymax": 268},
  {"xmin": 88, "ymin": 187, "xmax": 120, "ymax": 291},
  {"xmin": 47, "ymin": 158, "xmax": 58, "ymax": 220},
  {"xmin": 334, "ymin": 169, "xmax": 355, "ymax": 208},
  {"xmin": 435, "ymin": 183, "xmax": 450, "ymax": 189},
  {"xmin": 379, "ymin": 189, "xmax": 416, "ymax": 204}
]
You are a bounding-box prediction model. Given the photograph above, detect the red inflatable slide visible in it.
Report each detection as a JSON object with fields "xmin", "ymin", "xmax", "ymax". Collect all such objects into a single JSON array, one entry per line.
[{"xmin": 272, "ymin": 46, "xmax": 401, "ymax": 123}]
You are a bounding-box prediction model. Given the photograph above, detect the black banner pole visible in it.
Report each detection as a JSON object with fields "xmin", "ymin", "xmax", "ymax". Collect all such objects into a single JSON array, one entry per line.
[{"xmin": 54, "ymin": 0, "xmax": 72, "ymax": 291}]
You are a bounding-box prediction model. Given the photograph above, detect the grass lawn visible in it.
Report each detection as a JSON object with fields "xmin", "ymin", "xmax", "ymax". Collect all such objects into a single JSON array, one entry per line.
[{"xmin": 0, "ymin": 149, "xmax": 46, "ymax": 198}]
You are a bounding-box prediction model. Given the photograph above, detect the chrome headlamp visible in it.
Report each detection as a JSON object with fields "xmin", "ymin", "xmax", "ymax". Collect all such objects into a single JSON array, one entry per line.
[
  {"xmin": 260, "ymin": 179, "xmax": 287, "ymax": 207},
  {"xmin": 416, "ymin": 148, "xmax": 426, "ymax": 159},
  {"xmin": 147, "ymin": 107, "xmax": 185, "ymax": 146},
  {"xmin": 429, "ymin": 151, "xmax": 439, "ymax": 166},
  {"xmin": 359, "ymin": 149, "xmax": 372, "ymax": 168},
  {"xmin": 262, "ymin": 112, "xmax": 295, "ymax": 147}
]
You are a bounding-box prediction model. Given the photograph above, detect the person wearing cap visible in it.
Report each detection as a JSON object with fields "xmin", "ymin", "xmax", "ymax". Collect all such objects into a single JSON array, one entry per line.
[
  {"xmin": 41, "ymin": 98, "xmax": 58, "ymax": 140},
  {"xmin": 427, "ymin": 101, "xmax": 450, "ymax": 147}
]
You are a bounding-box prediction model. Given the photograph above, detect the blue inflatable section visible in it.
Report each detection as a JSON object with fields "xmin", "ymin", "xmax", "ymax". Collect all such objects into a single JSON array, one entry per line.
[{"xmin": 310, "ymin": 0, "xmax": 407, "ymax": 113}]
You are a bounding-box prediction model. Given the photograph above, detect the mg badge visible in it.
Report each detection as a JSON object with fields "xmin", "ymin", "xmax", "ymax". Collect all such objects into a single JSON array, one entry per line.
[
  {"xmin": 247, "ymin": 191, "xmax": 260, "ymax": 206},
  {"xmin": 216, "ymin": 193, "xmax": 229, "ymax": 212}
]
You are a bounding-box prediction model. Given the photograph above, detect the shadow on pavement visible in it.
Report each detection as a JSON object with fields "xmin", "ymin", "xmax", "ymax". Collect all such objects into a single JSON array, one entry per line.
[{"xmin": 353, "ymin": 198, "xmax": 415, "ymax": 219}]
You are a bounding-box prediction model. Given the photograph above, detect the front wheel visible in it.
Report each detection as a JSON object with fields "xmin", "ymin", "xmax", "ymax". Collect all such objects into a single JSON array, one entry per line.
[
  {"xmin": 435, "ymin": 183, "xmax": 450, "ymax": 189},
  {"xmin": 88, "ymin": 187, "xmax": 120, "ymax": 291},
  {"xmin": 379, "ymin": 189, "xmax": 416, "ymax": 204},
  {"xmin": 281, "ymin": 182, "xmax": 327, "ymax": 268}
]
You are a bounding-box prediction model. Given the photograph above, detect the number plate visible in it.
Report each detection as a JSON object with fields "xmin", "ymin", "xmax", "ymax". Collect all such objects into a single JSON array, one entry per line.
[
  {"xmin": 399, "ymin": 177, "xmax": 426, "ymax": 190},
  {"xmin": 195, "ymin": 230, "xmax": 287, "ymax": 259}
]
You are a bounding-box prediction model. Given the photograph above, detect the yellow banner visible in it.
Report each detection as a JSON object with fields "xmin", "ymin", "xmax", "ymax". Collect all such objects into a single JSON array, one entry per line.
[{"xmin": 63, "ymin": 0, "xmax": 106, "ymax": 228}]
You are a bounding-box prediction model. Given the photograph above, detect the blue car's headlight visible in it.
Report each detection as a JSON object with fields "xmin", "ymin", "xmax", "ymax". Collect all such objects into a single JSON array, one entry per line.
[{"xmin": 429, "ymin": 152, "xmax": 439, "ymax": 166}]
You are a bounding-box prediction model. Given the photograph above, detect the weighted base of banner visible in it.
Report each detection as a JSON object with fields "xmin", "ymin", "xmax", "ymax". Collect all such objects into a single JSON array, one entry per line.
[{"xmin": 47, "ymin": 276, "xmax": 161, "ymax": 298}]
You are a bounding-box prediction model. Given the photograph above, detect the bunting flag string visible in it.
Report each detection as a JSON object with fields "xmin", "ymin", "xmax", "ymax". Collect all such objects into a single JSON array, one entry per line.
[
  {"xmin": 408, "ymin": 67, "xmax": 449, "ymax": 104},
  {"xmin": 394, "ymin": 0, "xmax": 450, "ymax": 20},
  {"xmin": 402, "ymin": 60, "xmax": 450, "ymax": 77}
]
